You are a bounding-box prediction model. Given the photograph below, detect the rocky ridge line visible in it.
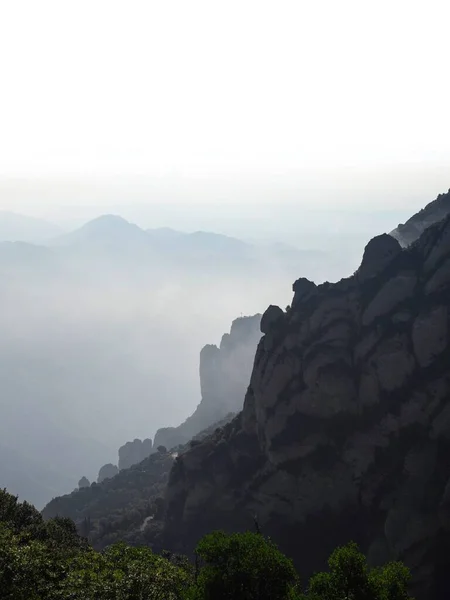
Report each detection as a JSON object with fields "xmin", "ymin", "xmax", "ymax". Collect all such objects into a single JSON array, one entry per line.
[
  {"xmin": 390, "ymin": 189, "xmax": 450, "ymax": 247},
  {"xmin": 162, "ymin": 214, "xmax": 450, "ymax": 600}
]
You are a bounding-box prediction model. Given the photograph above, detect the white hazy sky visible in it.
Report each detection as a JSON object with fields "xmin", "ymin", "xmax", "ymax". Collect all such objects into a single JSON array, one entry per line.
[{"xmin": 1, "ymin": 0, "xmax": 449, "ymax": 182}]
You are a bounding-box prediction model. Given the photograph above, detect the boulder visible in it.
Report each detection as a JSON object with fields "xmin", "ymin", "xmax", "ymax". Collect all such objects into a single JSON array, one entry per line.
[
  {"xmin": 260, "ymin": 305, "xmax": 284, "ymax": 334},
  {"xmin": 78, "ymin": 476, "xmax": 90, "ymax": 489},
  {"xmin": 97, "ymin": 463, "xmax": 119, "ymax": 483},
  {"xmin": 357, "ymin": 234, "xmax": 401, "ymax": 282}
]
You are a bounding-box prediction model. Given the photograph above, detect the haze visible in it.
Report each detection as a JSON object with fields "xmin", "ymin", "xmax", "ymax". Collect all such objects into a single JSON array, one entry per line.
[
  {"xmin": 0, "ymin": 0, "xmax": 449, "ymax": 509},
  {"xmin": 1, "ymin": 0, "xmax": 449, "ymax": 178}
]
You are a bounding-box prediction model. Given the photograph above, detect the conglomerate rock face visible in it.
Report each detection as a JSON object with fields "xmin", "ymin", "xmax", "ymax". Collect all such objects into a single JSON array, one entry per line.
[
  {"xmin": 163, "ymin": 214, "xmax": 450, "ymax": 600},
  {"xmin": 153, "ymin": 314, "xmax": 262, "ymax": 450}
]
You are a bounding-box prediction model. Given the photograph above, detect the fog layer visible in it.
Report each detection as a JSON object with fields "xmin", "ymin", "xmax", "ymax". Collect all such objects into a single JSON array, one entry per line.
[
  {"xmin": 0, "ymin": 188, "xmax": 429, "ymax": 508},
  {"xmin": 0, "ymin": 215, "xmax": 330, "ymax": 506}
]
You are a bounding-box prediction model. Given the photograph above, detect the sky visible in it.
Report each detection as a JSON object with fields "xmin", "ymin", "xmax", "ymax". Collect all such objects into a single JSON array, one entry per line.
[{"xmin": 0, "ymin": 0, "xmax": 449, "ymax": 183}]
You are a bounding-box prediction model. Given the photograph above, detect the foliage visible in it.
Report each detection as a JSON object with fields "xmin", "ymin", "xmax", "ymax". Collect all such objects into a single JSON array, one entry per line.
[
  {"xmin": 302, "ymin": 541, "xmax": 412, "ymax": 600},
  {"xmin": 0, "ymin": 489, "xmax": 191, "ymax": 600},
  {"xmin": 0, "ymin": 489, "xmax": 413, "ymax": 600},
  {"xmin": 191, "ymin": 530, "xmax": 299, "ymax": 600},
  {"xmin": 59, "ymin": 543, "xmax": 192, "ymax": 600}
]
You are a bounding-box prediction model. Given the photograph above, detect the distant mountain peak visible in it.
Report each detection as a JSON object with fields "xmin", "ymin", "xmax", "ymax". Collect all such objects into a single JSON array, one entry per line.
[
  {"xmin": 50, "ymin": 214, "xmax": 149, "ymax": 247},
  {"xmin": 81, "ymin": 214, "xmax": 137, "ymax": 231}
]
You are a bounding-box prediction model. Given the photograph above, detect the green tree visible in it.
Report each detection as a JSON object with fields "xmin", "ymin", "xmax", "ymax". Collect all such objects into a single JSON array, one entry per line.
[
  {"xmin": 102, "ymin": 542, "xmax": 192, "ymax": 600},
  {"xmin": 192, "ymin": 530, "xmax": 299, "ymax": 600},
  {"xmin": 369, "ymin": 561, "xmax": 412, "ymax": 600},
  {"xmin": 0, "ymin": 523, "xmax": 68, "ymax": 600},
  {"xmin": 304, "ymin": 542, "xmax": 412, "ymax": 600},
  {"xmin": 0, "ymin": 488, "xmax": 42, "ymax": 533}
]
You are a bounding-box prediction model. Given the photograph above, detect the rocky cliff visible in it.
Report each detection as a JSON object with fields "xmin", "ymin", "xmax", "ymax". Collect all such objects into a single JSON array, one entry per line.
[
  {"xmin": 118, "ymin": 438, "xmax": 154, "ymax": 471},
  {"xmin": 90, "ymin": 438, "xmax": 153, "ymax": 490},
  {"xmin": 153, "ymin": 315, "xmax": 261, "ymax": 449},
  {"xmin": 390, "ymin": 189, "xmax": 450, "ymax": 247},
  {"xmin": 163, "ymin": 214, "xmax": 450, "ymax": 600},
  {"xmin": 78, "ymin": 477, "xmax": 90, "ymax": 489}
]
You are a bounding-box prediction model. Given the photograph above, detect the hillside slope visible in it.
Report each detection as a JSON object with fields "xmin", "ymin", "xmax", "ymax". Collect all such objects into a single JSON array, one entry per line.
[
  {"xmin": 390, "ymin": 189, "xmax": 450, "ymax": 246},
  {"xmin": 163, "ymin": 214, "xmax": 450, "ymax": 600},
  {"xmin": 41, "ymin": 415, "xmax": 236, "ymax": 549}
]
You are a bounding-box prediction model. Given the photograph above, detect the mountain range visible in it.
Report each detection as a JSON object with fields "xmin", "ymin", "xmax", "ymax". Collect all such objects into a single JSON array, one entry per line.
[
  {"xmin": 0, "ymin": 211, "xmax": 63, "ymax": 243},
  {"xmin": 0, "ymin": 213, "xmax": 331, "ymax": 508},
  {"xmin": 40, "ymin": 188, "xmax": 450, "ymax": 600}
]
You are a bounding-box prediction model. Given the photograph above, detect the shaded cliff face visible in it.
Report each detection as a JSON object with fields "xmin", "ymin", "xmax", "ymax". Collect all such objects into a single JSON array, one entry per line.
[
  {"xmin": 153, "ymin": 315, "xmax": 261, "ymax": 449},
  {"xmin": 164, "ymin": 215, "xmax": 450, "ymax": 600},
  {"xmin": 390, "ymin": 189, "xmax": 450, "ymax": 247}
]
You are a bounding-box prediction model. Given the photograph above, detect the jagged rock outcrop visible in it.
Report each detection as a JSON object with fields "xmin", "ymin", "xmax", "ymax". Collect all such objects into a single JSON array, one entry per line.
[
  {"xmin": 163, "ymin": 213, "xmax": 450, "ymax": 600},
  {"xmin": 356, "ymin": 234, "xmax": 402, "ymax": 282},
  {"xmin": 260, "ymin": 305, "xmax": 284, "ymax": 334},
  {"xmin": 118, "ymin": 438, "xmax": 153, "ymax": 471},
  {"xmin": 78, "ymin": 477, "xmax": 90, "ymax": 489},
  {"xmin": 390, "ymin": 189, "xmax": 450, "ymax": 246},
  {"xmin": 97, "ymin": 463, "xmax": 119, "ymax": 483},
  {"xmin": 153, "ymin": 315, "xmax": 262, "ymax": 449},
  {"xmin": 292, "ymin": 277, "xmax": 317, "ymax": 307}
]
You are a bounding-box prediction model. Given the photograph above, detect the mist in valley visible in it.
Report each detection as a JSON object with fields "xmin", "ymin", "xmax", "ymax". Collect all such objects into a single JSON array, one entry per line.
[
  {"xmin": 1, "ymin": 0, "xmax": 449, "ymax": 512},
  {"xmin": 0, "ymin": 209, "xmax": 328, "ymax": 507},
  {"xmin": 0, "ymin": 175, "xmax": 440, "ymax": 509}
]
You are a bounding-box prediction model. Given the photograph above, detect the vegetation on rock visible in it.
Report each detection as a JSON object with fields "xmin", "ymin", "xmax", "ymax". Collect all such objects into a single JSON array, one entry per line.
[{"xmin": 42, "ymin": 414, "xmax": 241, "ymax": 551}]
